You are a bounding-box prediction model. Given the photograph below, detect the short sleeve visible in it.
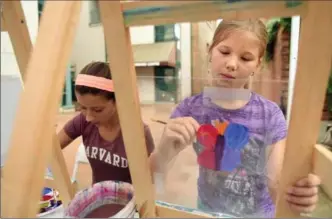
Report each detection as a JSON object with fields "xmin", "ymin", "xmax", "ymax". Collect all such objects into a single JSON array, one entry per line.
[
  {"xmin": 268, "ymin": 106, "xmax": 288, "ymax": 145},
  {"xmin": 143, "ymin": 124, "xmax": 155, "ymax": 156},
  {"xmin": 63, "ymin": 113, "xmax": 87, "ymax": 140},
  {"xmin": 170, "ymin": 97, "xmax": 192, "ymax": 119}
]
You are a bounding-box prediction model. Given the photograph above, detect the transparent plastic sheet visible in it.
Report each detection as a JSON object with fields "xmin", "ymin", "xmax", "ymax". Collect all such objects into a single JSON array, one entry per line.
[
  {"xmin": 152, "ymin": 77, "xmax": 291, "ymax": 218},
  {"xmin": 36, "ymin": 74, "xmax": 332, "ymax": 218}
]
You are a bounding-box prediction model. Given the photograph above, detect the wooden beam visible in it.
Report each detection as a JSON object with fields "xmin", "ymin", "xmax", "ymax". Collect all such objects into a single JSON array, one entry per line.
[
  {"xmin": 42, "ymin": 0, "xmax": 83, "ymax": 204},
  {"xmin": 1, "ymin": 13, "xmax": 6, "ymax": 32},
  {"xmin": 2, "ymin": 1, "xmax": 32, "ymax": 81},
  {"xmin": 313, "ymin": 144, "xmax": 332, "ymax": 199},
  {"xmin": 47, "ymin": 134, "xmax": 76, "ymax": 206},
  {"xmin": 156, "ymin": 205, "xmax": 214, "ymax": 218},
  {"xmin": 1, "ymin": 0, "xmax": 75, "ymax": 210},
  {"xmin": 122, "ymin": 1, "xmax": 197, "ymax": 11},
  {"xmin": 275, "ymin": 1, "xmax": 332, "ymax": 217},
  {"xmin": 122, "ymin": 1, "xmax": 308, "ymax": 27},
  {"xmin": 2, "ymin": 1, "xmax": 75, "ymax": 208},
  {"xmin": 99, "ymin": 1, "xmax": 156, "ymax": 217},
  {"xmin": 1, "ymin": 1, "xmax": 81, "ymax": 217}
]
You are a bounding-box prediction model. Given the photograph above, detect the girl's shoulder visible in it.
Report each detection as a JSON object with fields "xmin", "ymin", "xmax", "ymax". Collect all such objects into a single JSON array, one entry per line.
[
  {"xmin": 170, "ymin": 92, "xmax": 285, "ymax": 122},
  {"xmin": 249, "ymin": 92, "xmax": 285, "ymax": 118},
  {"xmin": 175, "ymin": 92, "xmax": 282, "ymax": 110},
  {"xmin": 170, "ymin": 93, "xmax": 204, "ymax": 118},
  {"xmin": 72, "ymin": 112, "xmax": 98, "ymax": 135}
]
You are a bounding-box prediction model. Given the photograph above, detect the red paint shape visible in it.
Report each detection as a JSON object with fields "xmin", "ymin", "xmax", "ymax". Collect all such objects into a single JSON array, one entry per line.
[
  {"xmin": 196, "ymin": 124, "xmax": 218, "ymax": 151},
  {"xmin": 197, "ymin": 151, "xmax": 216, "ymax": 170}
]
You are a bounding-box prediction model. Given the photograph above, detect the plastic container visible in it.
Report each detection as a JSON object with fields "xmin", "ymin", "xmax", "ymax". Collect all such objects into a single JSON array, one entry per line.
[{"xmin": 64, "ymin": 181, "xmax": 136, "ymax": 218}]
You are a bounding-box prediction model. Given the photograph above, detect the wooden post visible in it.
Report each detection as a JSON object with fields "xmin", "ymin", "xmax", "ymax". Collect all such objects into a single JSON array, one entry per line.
[
  {"xmin": 1, "ymin": 1, "xmax": 81, "ymax": 217},
  {"xmin": 1, "ymin": 14, "xmax": 6, "ymax": 32},
  {"xmin": 275, "ymin": 1, "xmax": 332, "ymax": 217},
  {"xmin": 1, "ymin": 0, "xmax": 331, "ymax": 218},
  {"xmin": 48, "ymin": 134, "xmax": 76, "ymax": 206},
  {"xmin": 2, "ymin": 1, "xmax": 32, "ymax": 82},
  {"xmin": 99, "ymin": 1, "xmax": 156, "ymax": 217},
  {"xmin": 1, "ymin": 0, "xmax": 76, "ymax": 208}
]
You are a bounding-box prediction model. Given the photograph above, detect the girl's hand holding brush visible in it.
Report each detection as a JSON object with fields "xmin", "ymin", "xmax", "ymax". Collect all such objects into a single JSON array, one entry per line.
[{"xmin": 153, "ymin": 117, "xmax": 200, "ymax": 170}]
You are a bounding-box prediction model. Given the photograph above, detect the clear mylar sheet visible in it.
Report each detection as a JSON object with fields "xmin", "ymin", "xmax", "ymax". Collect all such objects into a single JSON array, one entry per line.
[{"xmin": 152, "ymin": 78, "xmax": 289, "ymax": 218}]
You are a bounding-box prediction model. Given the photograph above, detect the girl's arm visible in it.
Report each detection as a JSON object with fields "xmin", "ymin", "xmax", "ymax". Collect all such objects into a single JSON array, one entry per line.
[
  {"xmin": 265, "ymin": 104, "xmax": 288, "ymax": 202},
  {"xmin": 266, "ymin": 138, "xmax": 286, "ymax": 203},
  {"xmin": 57, "ymin": 128, "xmax": 75, "ymax": 149},
  {"xmin": 266, "ymin": 138, "xmax": 320, "ymax": 214},
  {"xmin": 143, "ymin": 124, "xmax": 170, "ymax": 175},
  {"xmin": 57, "ymin": 113, "xmax": 86, "ymax": 149}
]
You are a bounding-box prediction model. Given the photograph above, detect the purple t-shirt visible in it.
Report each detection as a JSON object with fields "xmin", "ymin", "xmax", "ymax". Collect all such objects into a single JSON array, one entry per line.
[
  {"xmin": 64, "ymin": 113, "xmax": 155, "ymax": 185},
  {"xmin": 170, "ymin": 92, "xmax": 287, "ymax": 217}
]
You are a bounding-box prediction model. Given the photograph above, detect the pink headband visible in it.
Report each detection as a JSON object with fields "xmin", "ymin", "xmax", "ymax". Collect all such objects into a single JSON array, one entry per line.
[{"xmin": 75, "ymin": 74, "xmax": 114, "ymax": 92}]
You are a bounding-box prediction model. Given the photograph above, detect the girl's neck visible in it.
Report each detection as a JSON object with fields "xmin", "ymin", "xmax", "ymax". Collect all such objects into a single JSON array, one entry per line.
[
  {"xmin": 204, "ymin": 86, "xmax": 252, "ymax": 110},
  {"xmin": 213, "ymin": 99, "xmax": 249, "ymax": 110},
  {"xmin": 102, "ymin": 112, "xmax": 120, "ymax": 130},
  {"xmin": 213, "ymin": 91, "xmax": 252, "ymax": 110}
]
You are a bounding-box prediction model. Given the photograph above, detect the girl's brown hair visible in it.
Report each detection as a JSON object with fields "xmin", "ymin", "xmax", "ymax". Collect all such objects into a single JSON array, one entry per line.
[
  {"xmin": 209, "ymin": 19, "xmax": 268, "ymax": 58},
  {"xmin": 75, "ymin": 61, "xmax": 116, "ymax": 101}
]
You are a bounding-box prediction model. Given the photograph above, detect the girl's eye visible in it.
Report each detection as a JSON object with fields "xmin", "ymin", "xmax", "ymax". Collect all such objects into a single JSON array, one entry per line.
[
  {"xmin": 94, "ymin": 109, "xmax": 103, "ymax": 113},
  {"xmin": 220, "ymin": 50, "xmax": 229, "ymax": 55},
  {"xmin": 241, "ymin": 57, "xmax": 252, "ymax": 61}
]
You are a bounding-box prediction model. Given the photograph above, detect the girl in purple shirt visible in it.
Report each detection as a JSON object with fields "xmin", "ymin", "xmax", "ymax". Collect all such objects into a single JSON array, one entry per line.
[{"xmin": 156, "ymin": 19, "xmax": 321, "ymax": 217}]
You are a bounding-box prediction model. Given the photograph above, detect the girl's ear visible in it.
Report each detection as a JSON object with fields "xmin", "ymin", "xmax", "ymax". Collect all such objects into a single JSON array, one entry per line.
[
  {"xmin": 256, "ymin": 57, "xmax": 265, "ymax": 72},
  {"xmin": 257, "ymin": 57, "xmax": 263, "ymax": 67}
]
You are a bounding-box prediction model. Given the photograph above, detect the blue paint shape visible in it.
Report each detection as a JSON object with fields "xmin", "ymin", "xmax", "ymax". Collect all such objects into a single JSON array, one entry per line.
[
  {"xmin": 224, "ymin": 123, "xmax": 249, "ymax": 150},
  {"xmin": 220, "ymin": 146, "xmax": 241, "ymax": 172}
]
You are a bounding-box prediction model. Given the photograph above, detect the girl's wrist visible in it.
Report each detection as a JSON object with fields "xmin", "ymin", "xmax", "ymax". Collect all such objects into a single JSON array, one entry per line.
[
  {"xmin": 154, "ymin": 148, "xmax": 168, "ymax": 169},
  {"xmin": 154, "ymin": 143, "xmax": 177, "ymax": 172}
]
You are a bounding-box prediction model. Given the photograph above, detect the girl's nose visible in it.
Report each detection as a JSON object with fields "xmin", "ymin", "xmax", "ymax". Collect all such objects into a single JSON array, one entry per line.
[
  {"xmin": 226, "ymin": 57, "xmax": 238, "ymax": 71},
  {"xmin": 226, "ymin": 65, "xmax": 236, "ymax": 71}
]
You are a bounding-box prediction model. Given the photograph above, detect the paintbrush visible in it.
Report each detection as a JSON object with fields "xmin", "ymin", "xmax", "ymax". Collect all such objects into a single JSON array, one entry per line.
[
  {"xmin": 150, "ymin": 118, "xmax": 199, "ymax": 150},
  {"xmin": 150, "ymin": 118, "xmax": 167, "ymax": 125}
]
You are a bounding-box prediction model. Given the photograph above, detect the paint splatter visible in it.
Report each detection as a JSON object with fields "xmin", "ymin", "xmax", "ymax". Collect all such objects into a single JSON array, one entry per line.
[
  {"xmin": 196, "ymin": 124, "xmax": 218, "ymax": 151},
  {"xmin": 215, "ymin": 120, "xmax": 229, "ymax": 135},
  {"xmin": 196, "ymin": 121, "xmax": 249, "ymax": 172},
  {"xmin": 220, "ymin": 146, "xmax": 242, "ymax": 172},
  {"xmin": 224, "ymin": 123, "xmax": 249, "ymax": 150}
]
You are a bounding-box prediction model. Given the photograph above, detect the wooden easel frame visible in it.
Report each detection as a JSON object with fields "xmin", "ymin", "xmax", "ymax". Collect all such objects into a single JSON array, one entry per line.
[
  {"xmin": 0, "ymin": 0, "xmax": 75, "ymax": 214},
  {"xmin": 1, "ymin": 0, "xmax": 332, "ymax": 218}
]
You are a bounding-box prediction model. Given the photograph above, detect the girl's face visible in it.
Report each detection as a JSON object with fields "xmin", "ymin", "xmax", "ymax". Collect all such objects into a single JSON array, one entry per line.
[
  {"xmin": 75, "ymin": 92, "xmax": 117, "ymax": 127},
  {"xmin": 209, "ymin": 30, "xmax": 262, "ymax": 89}
]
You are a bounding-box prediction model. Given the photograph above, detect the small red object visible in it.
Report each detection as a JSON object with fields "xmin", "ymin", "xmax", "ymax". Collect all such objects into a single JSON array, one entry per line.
[
  {"xmin": 196, "ymin": 124, "xmax": 218, "ymax": 151},
  {"xmin": 198, "ymin": 150, "xmax": 216, "ymax": 170}
]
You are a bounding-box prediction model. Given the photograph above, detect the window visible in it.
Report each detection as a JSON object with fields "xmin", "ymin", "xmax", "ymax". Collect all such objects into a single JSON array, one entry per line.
[
  {"xmin": 38, "ymin": 0, "xmax": 45, "ymax": 19},
  {"xmin": 154, "ymin": 66, "xmax": 177, "ymax": 102},
  {"xmin": 89, "ymin": 0, "xmax": 101, "ymax": 25},
  {"xmin": 154, "ymin": 24, "xmax": 176, "ymax": 42}
]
